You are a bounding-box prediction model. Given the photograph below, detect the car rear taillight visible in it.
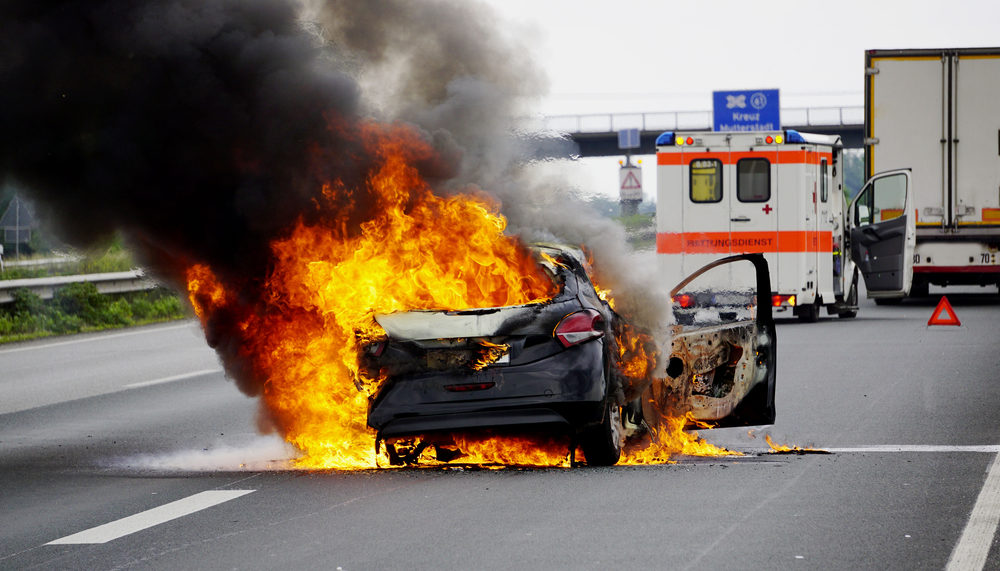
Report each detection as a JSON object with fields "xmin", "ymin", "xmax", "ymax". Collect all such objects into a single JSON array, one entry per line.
[
  {"xmin": 554, "ymin": 309, "xmax": 605, "ymax": 348},
  {"xmin": 673, "ymin": 293, "xmax": 694, "ymax": 308},
  {"xmin": 365, "ymin": 341, "xmax": 386, "ymax": 357}
]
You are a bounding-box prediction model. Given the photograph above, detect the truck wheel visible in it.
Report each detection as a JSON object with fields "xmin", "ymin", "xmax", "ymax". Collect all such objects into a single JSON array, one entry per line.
[
  {"xmin": 796, "ymin": 301, "xmax": 819, "ymax": 323},
  {"xmin": 580, "ymin": 399, "xmax": 624, "ymax": 466}
]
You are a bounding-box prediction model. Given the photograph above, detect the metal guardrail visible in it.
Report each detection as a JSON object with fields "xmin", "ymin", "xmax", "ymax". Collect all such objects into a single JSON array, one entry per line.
[
  {"xmin": 3, "ymin": 255, "xmax": 82, "ymax": 269},
  {"xmin": 0, "ymin": 270, "xmax": 158, "ymax": 304},
  {"xmin": 537, "ymin": 105, "xmax": 864, "ymax": 134}
]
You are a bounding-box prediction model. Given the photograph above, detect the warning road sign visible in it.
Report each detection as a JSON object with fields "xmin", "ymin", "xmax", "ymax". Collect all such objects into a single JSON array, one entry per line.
[
  {"xmin": 927, "ymin": 296, "xmax": 961, "ymax": 326},
  {"xmin": 619, "ymin": 166, "xmax": 642, "ymax": 201}
]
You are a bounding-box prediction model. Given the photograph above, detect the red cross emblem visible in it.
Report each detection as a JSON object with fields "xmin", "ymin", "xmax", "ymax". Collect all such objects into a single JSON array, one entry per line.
[{"xmin": 762, "ymin": 204, "xmax": 773, "ymax": 214}]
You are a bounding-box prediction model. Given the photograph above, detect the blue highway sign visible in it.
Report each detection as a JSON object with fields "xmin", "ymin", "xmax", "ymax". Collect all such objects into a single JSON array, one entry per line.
[{"xmin": 713, "ymin": 89, "xmax": 780, "ymax": 132}]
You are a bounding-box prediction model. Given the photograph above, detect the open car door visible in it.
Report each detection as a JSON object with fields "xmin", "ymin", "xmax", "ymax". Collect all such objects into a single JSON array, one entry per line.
[
  {"xmin": 847, "ymin": 169, "xmax": 915, "ymax": 298},
  {"xmin": 641, "ymin": 253, "xmax": 776, "ymax": 429}
]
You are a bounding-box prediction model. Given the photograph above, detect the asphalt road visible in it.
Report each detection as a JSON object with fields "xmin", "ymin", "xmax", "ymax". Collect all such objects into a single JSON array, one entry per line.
[{"xmin": 2, "ymin": 290, "xmax": 1000, "ymax": 570}]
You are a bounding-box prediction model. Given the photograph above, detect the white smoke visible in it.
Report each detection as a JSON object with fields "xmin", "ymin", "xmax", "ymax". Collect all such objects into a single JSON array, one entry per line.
[{"xmin": 114, "ymin": 435, "xmax": 298, "ymax": 472}]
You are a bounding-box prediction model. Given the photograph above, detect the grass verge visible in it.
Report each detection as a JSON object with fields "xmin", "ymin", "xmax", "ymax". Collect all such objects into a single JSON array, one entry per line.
[{"xmin": 0, "ymin": 284, "xmax": 189, "ymax": 344}]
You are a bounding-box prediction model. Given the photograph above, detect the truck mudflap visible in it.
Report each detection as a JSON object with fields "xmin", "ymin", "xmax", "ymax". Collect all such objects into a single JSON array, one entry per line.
[{"xmin": 639, "ymin": 253, "xmax": 777, "ymax": 428}]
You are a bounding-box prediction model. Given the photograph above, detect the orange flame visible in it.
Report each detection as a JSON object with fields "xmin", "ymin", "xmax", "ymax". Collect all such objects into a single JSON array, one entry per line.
[
  {"xmin": 621, "ymin": 412, "xmax": 740, "ymax": 465},
  {"xmin": 382, "ymin": 433, "xmax": 572, "ymax": 469},
  {"xmin": 184, "ymin": 120, "xmax": 737, "ymax": 470},
  {"xmin": 471, "ymin": 341, "xmax": 510, "ymax": 371},
  {"xmin": 186, "ymin": 122, "xmax": 557, "ymax": 469},
  {"xmin": 186, "ymin": 263, "xmax": 228, "ymax": 321},
  {"xmin": 765, "ymin": 434, "xmax": 827, "ymax": 454}
]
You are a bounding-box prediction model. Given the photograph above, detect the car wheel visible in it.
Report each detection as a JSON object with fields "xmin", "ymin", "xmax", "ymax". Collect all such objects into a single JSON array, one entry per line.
[{"xmin": 580, "ymin": 399, "xmax": 624, "ymax": 466}]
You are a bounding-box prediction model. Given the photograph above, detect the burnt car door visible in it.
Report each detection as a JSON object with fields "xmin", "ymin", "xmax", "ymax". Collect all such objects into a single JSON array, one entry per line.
[
  {"xmin": 643, "ymin": 253, "xmax": 776, "ymax": 428},
  {"xmin": 847, "ymin": 169, "xmax": 915, "ymax": 298}
]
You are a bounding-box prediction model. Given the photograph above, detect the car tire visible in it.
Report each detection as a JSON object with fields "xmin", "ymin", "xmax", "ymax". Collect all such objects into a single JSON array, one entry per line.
[{"xmin": 580, "ymin": 399, "xmax": 624, "ymax": 466}]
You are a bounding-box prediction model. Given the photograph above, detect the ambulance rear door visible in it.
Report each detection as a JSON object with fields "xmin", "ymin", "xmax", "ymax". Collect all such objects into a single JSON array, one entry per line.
[
  {"xmin": 727, "ymin": 141, "xmax": 779, "ymax": 286},
  {"xmin": 774, "ymin": 142, "xmax": 815, "ymax": 302},
  {"xmin": 680, "ymin": 144, "xmax": 731, "ymax": 275}
]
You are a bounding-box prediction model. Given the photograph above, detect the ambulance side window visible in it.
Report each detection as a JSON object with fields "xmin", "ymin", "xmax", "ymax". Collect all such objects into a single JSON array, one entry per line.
[
  {"xmin": 690, "ymin": 159, "xmax": 723, "ymax": 203},
  {"xmin": 736, "ymin": 158, "xmax": 770, "ymax": 202},
  {"xmin": 820, "ymin": 158, "xmax": 829, "ymax": 202}
]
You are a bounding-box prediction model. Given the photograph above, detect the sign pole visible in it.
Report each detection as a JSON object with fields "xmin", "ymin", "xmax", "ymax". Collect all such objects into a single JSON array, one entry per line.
[
  {"xmin": 14, "ymin": 194, "xmax": 19, "ymax": 259},
  {"xmin": 617, "ymin": 128, "xmax": 643, "ymax": 216}
]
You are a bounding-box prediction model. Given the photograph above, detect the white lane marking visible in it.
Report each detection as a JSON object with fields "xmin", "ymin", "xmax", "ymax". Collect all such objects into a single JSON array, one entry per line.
[
  {"xmin": 46, "ymin": 490, "xmax": 255, "ymax": 545},
  {"xmin": 0, "ymin": 322, "xmax": 194, "ymax": 355},
  {"xmin": 827, "ymin": 445, "xmax": 1000, "ymax": 453},
  {"xmin": 124, "ymin": 368, "xmax": 223, "ymax": 389},
  {"xmin": 946, "ymin": 453, "xmax": 1000, "ymax": 571}
]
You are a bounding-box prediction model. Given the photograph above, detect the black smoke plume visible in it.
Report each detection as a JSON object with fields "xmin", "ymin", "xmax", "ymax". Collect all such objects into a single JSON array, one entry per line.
[
  {"xmin": 0, "ymin": 0, "xmax": 671, "ymax": 415},
  {"xmin": 1, "ymin": 0, "xmax": 456, "ymax": 286}
]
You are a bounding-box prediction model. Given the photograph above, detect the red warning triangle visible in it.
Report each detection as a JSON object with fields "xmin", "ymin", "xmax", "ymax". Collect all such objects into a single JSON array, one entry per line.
[
  {"xmin": 621, "ymin": 171, "xmax": 642, "ymax": 190},
  {"xmin": 927, "ymin": 295, "xmax": 961, "ymax": 326}
]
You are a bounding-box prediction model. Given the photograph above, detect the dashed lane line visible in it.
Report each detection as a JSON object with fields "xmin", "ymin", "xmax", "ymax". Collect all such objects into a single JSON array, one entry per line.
[
  {"xmin": 46, "ymin": 490, "xmax": 255, "ymax": 545},
  {"xmin": 124, "ymin": 368, "xmax": 223, "ymax": 389}
]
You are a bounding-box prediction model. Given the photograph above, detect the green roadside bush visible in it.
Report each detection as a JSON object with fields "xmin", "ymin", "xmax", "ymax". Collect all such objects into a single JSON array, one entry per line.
[
  {"xmin": 1, "ymin": 233, "xmax": 137, "ymax": 281},
  {"xmin": 0, "ymin": 286, "xmax": 189, "ymax": 342}
]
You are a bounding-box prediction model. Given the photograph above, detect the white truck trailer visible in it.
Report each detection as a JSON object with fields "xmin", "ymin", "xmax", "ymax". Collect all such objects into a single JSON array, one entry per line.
[{"xmin": 866, "ymin": 48, "xmax": 1000, "ymax": 298}]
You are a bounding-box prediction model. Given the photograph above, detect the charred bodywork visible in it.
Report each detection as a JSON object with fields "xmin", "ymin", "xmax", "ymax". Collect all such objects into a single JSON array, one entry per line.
[
  {"xmin": 362, "ymin": 247, "xmax": 776, "ymax": 466},
  {"xmin": 655, "ymin": 254, "xmax": 777, "ymax": 429},
  {"xmin": 364, "ymin": 245, "xmax": 626, "ymax": 464}
]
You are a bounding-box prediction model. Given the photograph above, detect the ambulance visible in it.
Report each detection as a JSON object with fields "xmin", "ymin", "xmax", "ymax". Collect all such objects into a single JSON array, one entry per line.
[{"xmin": 655, "ymin": 129, "xmax": 916, "ymax": 321}]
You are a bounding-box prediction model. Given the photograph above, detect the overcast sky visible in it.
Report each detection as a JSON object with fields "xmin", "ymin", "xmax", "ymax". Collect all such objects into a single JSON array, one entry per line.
[
  {"xmin": 486, "ymin": 0, "xmax": 1000, "ymax": 115},
  {"xmin": 480, "ymin": 0, "xmax": 1000, "ymax": 199}
]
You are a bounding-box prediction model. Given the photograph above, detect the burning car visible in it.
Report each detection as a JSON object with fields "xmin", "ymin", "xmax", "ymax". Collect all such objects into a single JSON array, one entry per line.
[{"xmin": 362, "ymin": 245, "xmax": 776, "ymax": 466}]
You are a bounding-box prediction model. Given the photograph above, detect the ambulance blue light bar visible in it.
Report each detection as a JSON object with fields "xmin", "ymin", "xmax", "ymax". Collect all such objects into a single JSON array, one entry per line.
[
  {"xmin": 657, "ymin": 130, "xmax": 811, "ymax": 147},
  {"xmin": 656, "ymin": 132, "xmax": 697, "ymax": 146},
  {"xmin": 784, "ymin": 129, "xmax": 807, "ymax": 143},
  {"xmin": 655, "ymin": 131, "xmax": 675, "ymax": 146}
]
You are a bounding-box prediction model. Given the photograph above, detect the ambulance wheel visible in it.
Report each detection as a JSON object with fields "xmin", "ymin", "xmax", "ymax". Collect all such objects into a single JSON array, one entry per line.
[{"xmin": 796, "ymin": 302, "xmax": 819, "ymax": 323}]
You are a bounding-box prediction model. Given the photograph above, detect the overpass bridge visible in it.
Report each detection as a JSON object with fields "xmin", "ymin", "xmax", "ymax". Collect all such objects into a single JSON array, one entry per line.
[{"xmin": 538, "ymin": 105, "xmax": 864, "ymax": 157}]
